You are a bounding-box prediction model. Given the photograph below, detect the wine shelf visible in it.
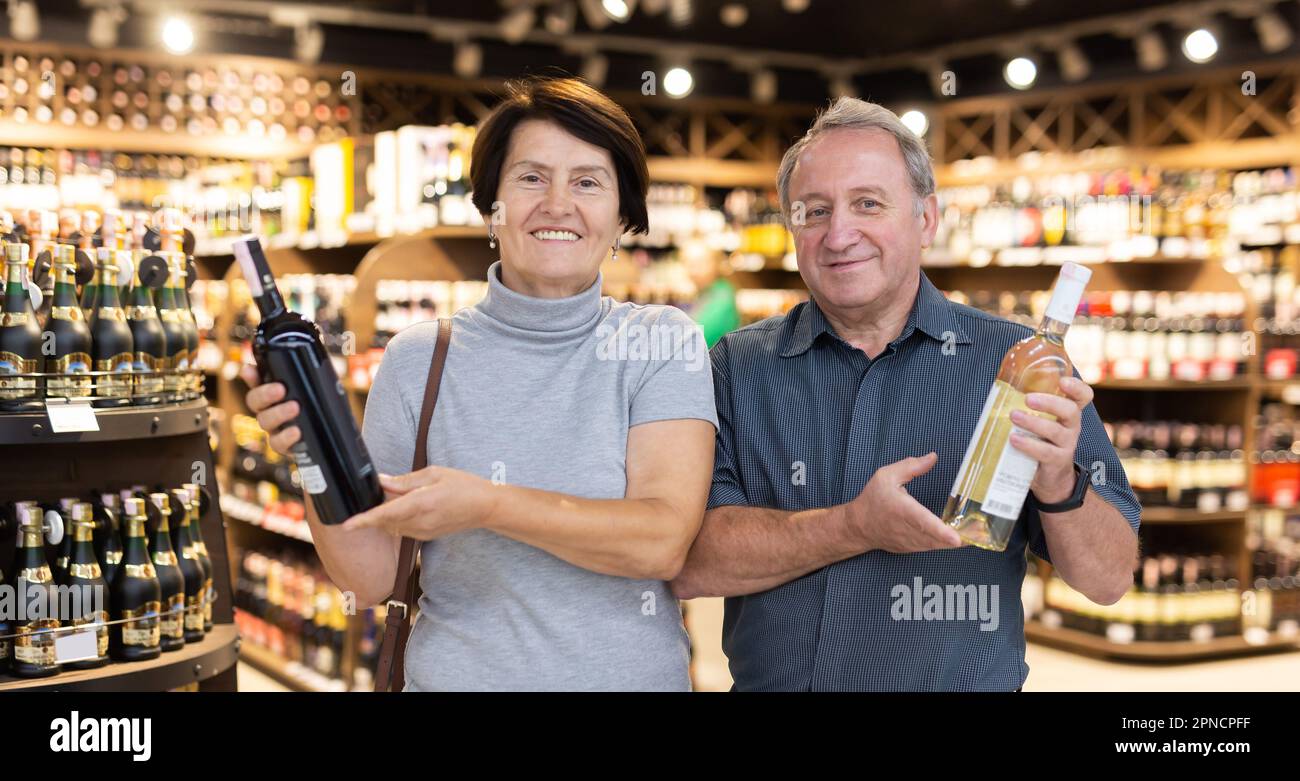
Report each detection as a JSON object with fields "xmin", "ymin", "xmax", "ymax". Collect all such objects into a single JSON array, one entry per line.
[
  {"xmin": 1025, "ymin": 620, "xmax": 1300, "ymax": 661},
  {"xmin": 0, "ymin": 624, "xmax": 239, "ymax": 692},
  {"xmin": 1140, "ymin": 508, "xmax": 1249, "ymax": 524},
  {"xmin": 236, "ymin": 639, "xmax": 348, "ymax": 693},
  {"xmin": 0, "ymin": 399, "xmax": 209, "ymax": 445}
]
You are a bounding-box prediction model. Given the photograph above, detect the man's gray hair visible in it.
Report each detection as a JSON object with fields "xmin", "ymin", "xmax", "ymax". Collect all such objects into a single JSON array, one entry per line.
[{"xmin": 777, "ymin": 97, "xmax": 936, "ymax": 222}]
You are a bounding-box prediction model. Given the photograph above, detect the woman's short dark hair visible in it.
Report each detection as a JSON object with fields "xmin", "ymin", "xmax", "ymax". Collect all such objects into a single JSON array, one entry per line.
[{"xmin": 470, "ymin": 77, "xmax": 649, "ymax": 235}]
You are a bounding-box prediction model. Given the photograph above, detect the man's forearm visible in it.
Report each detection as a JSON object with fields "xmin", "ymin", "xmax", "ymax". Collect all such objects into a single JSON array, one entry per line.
[
  {"xmin": 670, "ymin": 504, "xmax": 863, "ymax": 599},
  {"xmin": 1039, "ymin": 489, "xmax": 1138, "ymax": 605}
]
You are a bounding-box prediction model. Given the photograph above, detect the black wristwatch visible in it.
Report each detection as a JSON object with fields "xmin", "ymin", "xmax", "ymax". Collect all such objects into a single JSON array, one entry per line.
[{"xmin": 1032, "ymin": 462, "xmax": 1090, "ymax": 513}]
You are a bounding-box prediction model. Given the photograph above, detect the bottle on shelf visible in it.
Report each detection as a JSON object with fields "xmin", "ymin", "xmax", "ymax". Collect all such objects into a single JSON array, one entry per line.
[
  {"xmin": 943, "ymin": 262, "xmax": 1093, "ymax": 551},
  {"xmin": 93, "ymin": 491, "xmax": 123, "ymax": 587},
  {"xmin": 52, "ymin": 496, "xmax": 78, "ymax": 583},
  {"xmin": 0, "ymin": 242, "xmax": 43, "ymax": 410},
  {"xmin": 44, "ymin": 244, "xmax": 93, "ymax": 400},
  {"xmin": 148, "ymin": 492, "xmax": 186, "ymax": 651},
  {"xmin": 87, "ymin": 239, "xmax": 134, "ymax": 407},
  {"xmin": 154, "ymin": 251, "xmax": 190, "ymax": 404},
  {"xmin": 126, "ymin": 248, "xmax": 167, "ymax": 405},
  {"xmin": 181, "ymin": 482, "xmax": 214, "ymax": 633},
  {"xmin": 63, "ymin": 502, "xmax": 110, "ymax": 669},
  {"xmin": 109, "ymin": 497, "xmax": 161, "ymax": 662},
  {"xmin": 10, "ymin": 504, "xmax": 61, "ymax": 678}
]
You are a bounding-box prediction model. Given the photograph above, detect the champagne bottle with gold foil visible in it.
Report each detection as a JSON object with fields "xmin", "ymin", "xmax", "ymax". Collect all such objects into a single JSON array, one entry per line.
[
  {"xmin": 94, "ymin": 491, "xmax": 124, "ymax": 586},
  {"xmin": 175, "ymin": 256, "xmax": 200, "ymax": 400},
  {"xmin": 148, "ymin": 492, "xmax": 186, "ymax": 650},
  {"xmin": 184, "ymin": 482, "xmax": 214, "ymax": 631},
  {"xmin": 11, "ymin": 504, "xmax": 61, "ymax": 678},
  {"xmin": 109, "ymin": 497, "xmax": 161, "ymax": 661},
  {"xmin": 172, "ymin": 487, "xmax": 207, "ymax": 643},
  {"xmin": 155, "ymin": 252, "xmax": 190, "ymax": 403},
  {"xmin": 0, "ymin": 242, "xmax": 43, "ymax": 410},
  {"xmin": 44, "ymin": 244, "xmax": 93, "ymax": 399},
  {"xmin": 127, "ymin": 249, "xmax": 167, "ymax": 405},
  {"xmin": 943, "ymin": 262, "xmax": 1093, "ymax": 551},
  {"xmin": 88, "ymin": 246, "xmax": 134, "ymax": 407},
  {"xmin": 64, "ymin": 502, "xmax": 110, "ymax": 669},
  {"xmin": 52, "ymin": 496, "xmax": 78, "ymax": 584}
]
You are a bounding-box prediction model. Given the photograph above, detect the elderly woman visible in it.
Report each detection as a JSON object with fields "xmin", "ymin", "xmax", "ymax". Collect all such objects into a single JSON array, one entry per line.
[{"xmin": 241, "ymin": 77, "xmax": 716, "ymax": 691}]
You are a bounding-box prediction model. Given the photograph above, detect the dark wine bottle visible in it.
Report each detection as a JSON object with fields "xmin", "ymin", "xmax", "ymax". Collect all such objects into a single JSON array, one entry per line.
[
  {"xmin": 148, "ymin": 492, "xmax": 186, "ymax": 650},
  {"xmin": 167, "ymin": 252, "xmax": 199, "ymax": 400},
  {"xmin": 88, "ymin": 246, "xmax": 134, "ymax": 407},
  {"xmin": 0, "ymin": 242, "xmax": 43, "ymax": 410},
  {"xmin": 44, "ymin": 244, "xmax": 93, "ymax": 400},
  {"xmin": 52, "ymin": 497, "xmax": 78, "ymax": 584},
  {"xmin": 172, "ymin": 487, "xmax": 207, "ymax": 643},
  {"xmin": 64, "ymin": 502, "xmax": 110, "ymax": 669},
  {"xmin": 233, "ymin": 237, "xmax": 383, "ymax": 524},
  {"xmin": 93, "ymin": 491, "xmax": 123, "ymax": 587},
  {"xmin": 183, "ymin": 482, "xmax": 215, "ymax": 631},
  {"xmin": 126, "ymin": 249, "xmax": 167, "ymax": 405},
  {"xmin": 109, "ymin": 497, "xmax": 161, "ymax": 661},
  {"xmin": 30, "ymin": 211, "xmax": 58, "ymax": 327},
  {"xmin": 10, "ymin": 504, "xmax": 61, "ymax": 677},
  {"xmin": 155, "ymin": 252, "xmax": 189, "ymax": 404}
]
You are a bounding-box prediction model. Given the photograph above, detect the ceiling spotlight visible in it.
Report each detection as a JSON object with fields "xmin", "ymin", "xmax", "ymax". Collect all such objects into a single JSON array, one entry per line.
[
  {"xmin": 782, "ymin": 0, "xmax": 810, "ymax": 12},
  {"xmin": 8, "ymin": 0, "xmax": 39, "ymax": 42},
  {"xmin": 720, "ymin": 3, "xmax": 748, "ymax": 27},
  {"xmin": 1058, "ymin": 42, "xmax": 1090, "ymax": 82},
  {"xmin": 663, "ymin": 66, "xmax": 694, "ymax": 98},
  {"xmin": 750, "ymin": 69, "xmax": 776, "ymax": 104},
  {"xmin": 1254, "ymin": 11, "xmax": 1293, "ymax": 53},
  {"xmin": 544, "ymin": 1, "xmax": 577, "ymax": 35},
  {"xmin": 581, "ymin": 53, "xmax": 608, "ymax": 87},
  {"xmin": 500, "ymin": 6, "xmax": 536, "ymax": 43},
  {"xmin": 641, "ymin": 0, "xmax": 669, "ymax": 13},
  {"xmin": 1134, "ymin": 28, "xmax": 1167, "ymax": 71},
  {"xmin": 295, "ymin": 23, "xmax": 324, "ymax": 64},
  {"xmin": 602, "ymin": 0, "xmax": 634, "ymax": 22},
  {"xmin": 1003, "ymin": 56, "xmax": 1037, "ymax": 89},
  {"xmin": 88, "ymin": 4, "xmax": 126, "ymax": 49},
  {"xmin": 454, "ymin": 42, "xmax": 483, "ymax": 78},
  {"xmin": 900, "ymin": 109, "xmax": 929, "ymax": 137},
  {"xmin": 1182, "ymin": 28, "xmax": 1218, "ymax": 63},
  {"xmin": 162, "ymin": 16, "xmax": 195, "ymax": 54}
]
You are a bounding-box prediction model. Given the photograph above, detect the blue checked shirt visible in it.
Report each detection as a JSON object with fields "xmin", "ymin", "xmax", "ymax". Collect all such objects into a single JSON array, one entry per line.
[{"xmin": 708, "ymin": 270, "xmax": 1141, "ymax": 691}]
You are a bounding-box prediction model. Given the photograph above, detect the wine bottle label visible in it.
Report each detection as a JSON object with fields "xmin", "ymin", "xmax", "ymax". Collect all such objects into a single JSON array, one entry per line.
[
  {"xmin": 124, "ymin": 562, "xmax": 156, "ymax": 579},
  {"xmin": 95, "ymin": 353, "xmax": 134, "ymax": 397},
  {"xmin": 2, "ymin": 310, "xmax": 31, "ymax": 326},
  {"xmin": 132, "ymin": 352, "xmax": 165, "ymax": 394},
  {"xmin": 94, "ymin": 307, "xmax": 127, "ymax": 323},
  {"xmin": 185, "ymin": 597, "xmax": 204, "ymax": 631},
  {"xmin": 161, "ymin": 594, "xmax": 184, "ymax": 638},
  {"xmin": 204, "ymin": 579, "xmax": 214, "ymax": 622},
  {"xmin": 949, "ymin": 380, "xmax": 1041, "ymax": 520},
  {"xmin": 0, "ymin": 639, "xmax": 9, "ymax": 660},
  {"xmin": 74, "ymin": 611, "xmax": 110, "ymax": 655},
  {"xmin": 14, "ymin": 623, "xmax": 58, "ymax": 665},
  {"xmin": 104, "ymin": 549, "xmax": 123, "ymax": 565},
  {"xmin": 0, "ymin": 352, "xmax": 39, "ymax": 398},
  {"xmin": 125, "ymin": 305, "xmax": 157, "ymax": 319},
  {"xmin": 47, "ymin": 352, "xmax": 93, "ymax": 397},
  {"xmin": 121, "ymin": 602, "xmax": 161, "ymax": 647},
  {"xmin": 298, "ymin": 464, "xmax": 328, "ymax": 495},
  {"xmin": 68, "ymin": 561, "xmax": 102, "ymax": 579}
]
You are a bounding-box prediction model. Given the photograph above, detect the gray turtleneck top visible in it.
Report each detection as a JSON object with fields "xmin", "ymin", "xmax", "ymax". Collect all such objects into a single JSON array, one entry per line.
[{"xmin": 360, "ymin": 261, "xmax": 718, "ymax": 691}]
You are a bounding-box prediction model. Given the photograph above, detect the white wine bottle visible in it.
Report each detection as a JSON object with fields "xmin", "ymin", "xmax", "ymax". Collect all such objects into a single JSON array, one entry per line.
[{"xmin": 943, "ymin": 261, "xmax": 1092, "ymax": 551}]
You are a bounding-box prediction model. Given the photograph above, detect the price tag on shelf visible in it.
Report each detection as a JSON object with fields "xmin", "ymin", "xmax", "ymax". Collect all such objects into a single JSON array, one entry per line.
[
  {"xmin": 45, "ymin": 398, "xmax": 100, "ymax": 433},
  {"xmin": 53, "ymin": 628, "xmax": 100, "ymax": 664}
]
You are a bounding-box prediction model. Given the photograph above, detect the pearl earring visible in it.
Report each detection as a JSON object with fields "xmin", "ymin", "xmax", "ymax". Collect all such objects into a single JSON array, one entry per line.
[
  {"xmin": 611, "ymin": 237, "xmax": 621, "ymax": 261},
  {"xmin": 488, "ymin": 228, "xmax": 497, "ymax": 250}
]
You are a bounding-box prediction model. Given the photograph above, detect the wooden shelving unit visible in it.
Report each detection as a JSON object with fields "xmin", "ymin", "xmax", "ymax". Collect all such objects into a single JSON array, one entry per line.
[{"xmin": 1024, "ymin": 620, "xmax": 1299, "ymax": 662}]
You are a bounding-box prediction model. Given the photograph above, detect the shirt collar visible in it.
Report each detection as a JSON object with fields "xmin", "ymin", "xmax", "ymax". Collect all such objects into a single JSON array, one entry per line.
[{"xmin": 780, "ymin": 270, "xmax": 971, "ymax": 358}]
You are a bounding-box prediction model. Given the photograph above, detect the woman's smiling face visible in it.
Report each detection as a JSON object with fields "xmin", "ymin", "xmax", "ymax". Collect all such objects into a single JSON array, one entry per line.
[{"xmin": 494, "ymin": 118, "xmax": 623, "ymax": 297}]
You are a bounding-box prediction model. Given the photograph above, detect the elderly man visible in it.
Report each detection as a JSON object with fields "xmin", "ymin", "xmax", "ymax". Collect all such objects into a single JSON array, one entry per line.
[{"xmin": 672, "ymin": 98, "xmax": 1141, "ymax": 691}]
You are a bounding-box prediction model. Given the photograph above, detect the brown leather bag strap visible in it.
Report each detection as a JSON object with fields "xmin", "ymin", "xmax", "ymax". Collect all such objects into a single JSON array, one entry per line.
[{"xmin": 374, "ymin": 317, "xmax": 452, "ymax": 692}]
